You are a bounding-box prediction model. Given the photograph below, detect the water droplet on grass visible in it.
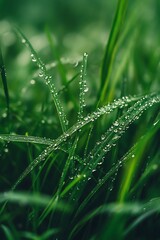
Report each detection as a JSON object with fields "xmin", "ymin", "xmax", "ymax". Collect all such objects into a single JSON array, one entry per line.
[
  {"xmin": 31, "ymin": 54, "xmax": 36, "ymax": 62},
  {"xmin": 30, "ymin": 79, "xmax": 36, "ymax": 85},
  {"xmin": 4, "ymin": 148, "xmax": 9, "ymax": 153},
  {"xmin": 84, "ymin": 87, "xmax": 89, "ymax": 93},
  {"xmin": 21, "ymin": 39, "xmax": 26, "ymax": 44},
  {"xmin": 39, "ymin": 72, "xmax": 44, "ymax": 77},
  {"xmin": 2, "ymin": 112, "xmax": 7, "ymax": 118}
]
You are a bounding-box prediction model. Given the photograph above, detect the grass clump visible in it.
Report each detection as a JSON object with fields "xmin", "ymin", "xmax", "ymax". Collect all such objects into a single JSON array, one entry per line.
[{"xmin": 0, "ymin": 0, "xmax": 160, "ymax": 239}]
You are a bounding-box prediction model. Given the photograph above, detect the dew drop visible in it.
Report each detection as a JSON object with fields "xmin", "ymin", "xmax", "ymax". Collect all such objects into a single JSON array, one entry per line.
[
  {"xmin": 31, "ymin": 54, "xmax": 36, "ymax": 62},
  {"xmin": 39, "ymin": 72, "xmax": 44, "ymax": 77},
  {"xmin": 2, "ymin": 112, "xmax": 7, "ymax": 118},
  {"xmin": 21, "ymin": 39, "xmax": 26, "ymax": 44},
  {"xmin": 30, "ymin": 79, "xmax": 36, "ymax": 85},
  {"xmin": 101, "ymin": 135, "xmax": 105, "ymax": 140},
  {"xmin": 4, "ymin": 148, "xmax": 9, "ymax": 153},
  {"xmin": 84, "ymin": 87, "xmax": 89, "ymax": 93}
]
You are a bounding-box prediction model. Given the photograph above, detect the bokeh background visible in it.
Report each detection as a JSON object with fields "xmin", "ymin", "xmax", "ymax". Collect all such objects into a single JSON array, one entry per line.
[{"xmin": 0, "ymin": 0, "xmax": 159, "ymax": 120}]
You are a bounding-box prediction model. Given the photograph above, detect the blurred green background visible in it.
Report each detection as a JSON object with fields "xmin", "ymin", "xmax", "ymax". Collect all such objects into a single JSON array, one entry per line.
[{"xmin": 0, "ymin": 0, "xmax": 159, "ymax": 128}]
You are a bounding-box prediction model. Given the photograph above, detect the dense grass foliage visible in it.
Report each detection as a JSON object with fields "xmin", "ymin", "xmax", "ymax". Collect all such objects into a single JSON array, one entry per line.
[{"xmin": 0, "ymin": 0, "xmax": 160, "ymax": 239}]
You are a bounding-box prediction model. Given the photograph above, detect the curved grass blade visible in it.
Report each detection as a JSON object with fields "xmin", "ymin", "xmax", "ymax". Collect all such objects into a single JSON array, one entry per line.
[
  {"xmin": 0, "ymin": 225, "xmax": 14, "ymax": 240},
  {"xmin": 82, "ymin": 93, "xmax": 160, "ymax": 173},
  {"xmin": 69, "ymin": 202, "xmax": 144, "ymax": 239},
  {"xmin": 75, "ymin": 92, "xmax": 160, "ymax": 215},
  {"xmin": 0, "ymin": 134, "xmax": 53, "ymax": 145},
  {"xmin": 70, "ymin": 197, "xmax": 160, "ymax": 239},
  {"xmin": 124, "ymin": 198, "xmax": 160, "ymax": 235},
  {"xmin": 20, "ymin": 229, "xmax": 59, "ymax": 240},
  {"xmin": 12, "ymin": 95, "xmax": 142, "ymax": 190},
  {"xmin": 14, "ymin": 27, "xmax": 68, "ymax": 132},
  {"xmin": 99, "ymin": 0, "xmax": 128, "ymax": 105}
]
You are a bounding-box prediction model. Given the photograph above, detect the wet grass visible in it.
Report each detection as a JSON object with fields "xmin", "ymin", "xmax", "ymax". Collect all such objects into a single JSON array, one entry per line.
[{"xmin": 0, "ymin": 0, "xmax": 160, "ymax": 239}]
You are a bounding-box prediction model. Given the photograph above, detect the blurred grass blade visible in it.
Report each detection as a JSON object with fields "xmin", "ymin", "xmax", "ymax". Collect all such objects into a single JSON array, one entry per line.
[
  {"xmin": 0, "ymin": 45, "xmax": 9, "ymax": 110},
  {"xmin": 45, "ymin": 26, "xmax": 67, "ymax": 86},
  {"xmin": 0, "ymin": 225, "xmax": 14, "ymax": 240},
  {"xmin": 71, "ymin": 197, "xmax": 160, "ymax": 238},
  {"xmin": 70, "ymin": 202, "xmax": 144, "ymax": 239},
  {"xmin": 125, "ymin": 198, "xmax": 160, "ymax": 235},
  {"xmin": 99, "ymin": 0, "xmax": 128, "ymax": 105},
  {"xmin": 0, "ymin": 191, "xmax": 71, "ymax": 212},
  {"xmin": 21, "ymin": 229, "xmax": 59, "ymax": 240},
  {"xmin": 119, "ymin": 114, "xmax": 160, "ymax": 202},
  {"xmin": 58, "ymin": 72, "xmax": 80, "ymax": 95}
]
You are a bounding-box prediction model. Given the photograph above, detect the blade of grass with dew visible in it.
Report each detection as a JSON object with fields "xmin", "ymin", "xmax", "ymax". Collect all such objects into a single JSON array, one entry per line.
[
  {"xmin": 74, "ymin": 93, "xmax": 160, "ymax": 215},
  {"xmin": 11, "ymin": 95, "xmax": 141, "ymax": 190},
  {"xmin": 99, "ymin": 114, "xmax": 160, "ymax": 238},
  {"xmin": 118, "ymin": 114, "xmax": 160, "ymax": 202},
  {"xmin": 0, "ymin": 134, "xmax": 53, "ymax": 145},
  {"xmin": 128, "ymin": 116, "xmax": 160, "ymax": 196},
  {"xmin": 38, "ymin": 136, "xmax": 79, "ymax": 225},
  {"xmin": 81, "ymin": 93, "xmax": 160, "ymax": 174},
  {"xmin": 130, "ymin": 152, "xmax": 160, "ymax": 197},
  {"xmin": 78, "ymin": 52, "xmax": 88, "ymax": 120},
  {"xmin": 70, "ymin": 52, "xmax": 88, "ymax": 174},
  {"xmin": 99, "ymin": 0, "xmax": 128, "ymax": 105},
  {"xmin": 0, "ymin": 45, "xmax": 9, "ymax": 111},
  {"xmin": 14, "ymin": 27, "xmax": 68, "ymax": 132}
]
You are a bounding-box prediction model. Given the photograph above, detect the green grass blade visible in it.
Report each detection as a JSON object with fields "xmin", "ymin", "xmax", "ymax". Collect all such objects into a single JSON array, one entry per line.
[
  {"xmin": 20, "ymin": 229, "xmax": 59, "ymax": 240},
  {"xmin": 78, "ymin": 52, "xmax": 88, "ymax": 120},
  {"xmin": 0, "ymin": 191, "xmax": 70, "ymax": 212},
  {"xmin": 75, "ymin": 93, "xmax": 160, "ymax": 215},
  {"xmin": 0, "ymin": 225, "xmax": 14, "ymax": 240},
  {"xmin": 99, "ymin": 0, "xmax": 128, "ymax": 105},
  {"xmin": 14, "ymin": 27, "xmax": 68, "ymax": 132},
  {"xmin": 83, "ymin": 93, "xmax": 160, "ymax": 173},
  {"xmin": 71, "ymin": 197, "xmax": 160, "ymax": 239},
  {"xmin": 38, "ymin": 137, "xmax": 78, "ymax": 224},
  {"xmin": 12, "ymin": 95, "xmax": 141, "ymax": 190},
  {"xmin": 0, "ymin": 134, "xmax": 53, "ymax": 145},
  {"xmin": 119, "ymin": 115, "xmax": 160, "ymax": 202},
  {"xmin": 57, "ymin": 137, "xmax": 79, "ymax": 196}
]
